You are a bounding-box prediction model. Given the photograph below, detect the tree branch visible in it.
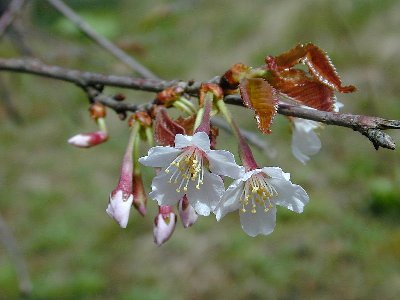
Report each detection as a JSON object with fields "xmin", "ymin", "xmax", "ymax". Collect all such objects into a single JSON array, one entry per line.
[
  {"xmin": 0, "ymin": 0, "xmax": 27, "ymax": 39},
  {"xmin": 0, "ymin": 57, "xmax": 398, "ymax": 150},
  {"xmin": 46, "ymin": 0, "xmax": 157, "ymax": 79}
]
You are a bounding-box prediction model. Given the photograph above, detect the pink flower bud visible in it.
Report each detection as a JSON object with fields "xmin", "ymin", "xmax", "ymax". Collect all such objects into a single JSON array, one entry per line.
[
  {"xmin": 106, "ymin": 190, "xmax": 133, "ymax": 228},
  {"xmin": 106, "ymin": 128, "xmax": 135, "ymax": 228},
  {"xmin": 68, "ymin": 131, "xmax": 108, "ymax": 148},
  {"xmin": 178, "ymin": 196, "xmax": 198, "ymax": 228},
  {"xmin": 153, "ymin": 206, "xmax": 177, "ymax": 246}
]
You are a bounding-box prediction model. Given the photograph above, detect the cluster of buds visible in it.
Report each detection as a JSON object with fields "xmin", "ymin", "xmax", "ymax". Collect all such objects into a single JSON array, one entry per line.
[{"xmin": 68, "ymin": 43, "xmax": 356, "ymax": 245}]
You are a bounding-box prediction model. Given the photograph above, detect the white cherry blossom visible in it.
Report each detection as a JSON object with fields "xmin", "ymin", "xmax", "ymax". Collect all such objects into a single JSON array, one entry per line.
[
  {"xmin": 215, "ymin": 167, "xmax": 309, "ymax": 237},
  {"xmin": 139, "ymin": 131, "xmax": 241, "ymax": 216},
  {"xmin": 291, "ymin": 118, "xmax": 322, "ymax": 164}
]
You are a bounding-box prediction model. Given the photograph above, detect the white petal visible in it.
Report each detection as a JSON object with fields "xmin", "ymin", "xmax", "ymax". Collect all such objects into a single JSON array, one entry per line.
[
  {"xmin": 215, "ymin": 180, "xmax": 244, "ymax": 221},
  {"xmin": 106, "ymin": 191, "xmax": 134, "ymax": 228},
  {"xmin": 188, "ymin": 171, "xmax": 224, "ymax": 216},
  {"xmin": 261, "ymin": 167, "xmax": 287, "ymax": 180},
  {"xmin": 149, "ymin": 172, "xmax": 184, "ymax": 206},
  {"xmin": 68, "ymin": 134, "xmax": 91, "ymax": 147},
  {"xmin": 191, "ymin": 132, "xmax": 211, "ymax": 151},
  {"xmin": 139, "ymin": 146, "xmax": 181, "ymax": 168},
  {"xmin": 174, "ymin": 132, "xmax": 211, "ymax": 151},
  {"xmin": 239, "ymin": 206, "xmax": 277, "ymax": 237},
  {"xmin": 207, "ymin": 150, "xmax": 241, "ymax": 178},
  {"xmin": 292, "ymin": 119, "xmax": 321, "ymax": 164},
  {"xmin": 271, "ymin": 178, "xmax": 309, "ymax": 213}
]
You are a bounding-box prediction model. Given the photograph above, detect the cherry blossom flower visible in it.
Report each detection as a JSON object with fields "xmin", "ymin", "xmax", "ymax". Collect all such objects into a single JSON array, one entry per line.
[
  {"xmin": 215, "ymin": 167, "xmax": 309, "ymax": 237},
  {"xmin": 291, "ymin": 118, "xmax": 322, "ymax": 164},
  {"xmin": 139, "ymin": 131, "xmax": 241, "ymax": 216}
]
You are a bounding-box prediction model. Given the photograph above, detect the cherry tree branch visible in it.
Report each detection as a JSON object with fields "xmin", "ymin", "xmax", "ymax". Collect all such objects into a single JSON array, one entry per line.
[
  {"xmin": 0, "ymin": 57, "xmax": 398, "ymax": 150},
  {"xmin": 46, "ymin": 0, "xmax": 157, "ymax": 79},
  {"xmin": 0, "ymin": 0, "xmax": 27, "ymax": 38}
]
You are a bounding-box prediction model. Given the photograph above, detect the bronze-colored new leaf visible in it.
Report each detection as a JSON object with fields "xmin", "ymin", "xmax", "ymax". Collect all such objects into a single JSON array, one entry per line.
[
  {"xmin": 239, "ymin": 78, "xmax": 278, "ymax": 134},
  {"xmin": 268, "ymin": 69, "xmax": 336, "ymax": 111},
  {"xmin": 267, "ymin": 43, "xmax": 356, "ymax": 93}
]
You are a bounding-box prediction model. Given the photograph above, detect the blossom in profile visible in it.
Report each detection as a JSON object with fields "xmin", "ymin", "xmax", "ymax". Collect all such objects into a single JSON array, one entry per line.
[
  {"xmin": 215, "ymin": 167, "xmax": 309, "ymax": 237},
  {"xmin": 291, "ymin": 118, "xmax": 322, "ymax": 164},
  {"xmin": 153, "ymin": 205, "xmax": 177, "ymax": 246},
  {"xmin": 139, "ymin": 131, "xmax": 241, "ymax": 216},
  {"xmin": 68, "ymin": 131, "xmax": 108, "ymax": 148}
]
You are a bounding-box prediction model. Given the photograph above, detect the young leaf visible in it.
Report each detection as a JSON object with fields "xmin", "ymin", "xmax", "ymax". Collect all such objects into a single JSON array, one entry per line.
[
  {"xmin": 239, "ymin": 78, "xmax": 278, "ymax": 134},
  {"xmin": 267, "ymin": 43, "xmax": 356, "ymax": 93},
  {"xmin": 268, "ymin": 69, "xmax": 336, "ymax": 111}
]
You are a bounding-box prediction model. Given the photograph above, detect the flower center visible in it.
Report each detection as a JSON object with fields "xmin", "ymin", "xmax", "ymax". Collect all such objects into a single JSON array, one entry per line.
[
  {"xmin": 239, "ymin": 173, "xmax": 277, "ymax": 214},
  {"xmin": 164, "ymin": 147, "xmax": 205, "ymax": 192}
]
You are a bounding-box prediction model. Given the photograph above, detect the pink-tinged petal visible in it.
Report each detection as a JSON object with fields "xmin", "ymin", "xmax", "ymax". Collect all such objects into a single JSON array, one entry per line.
[
  {"xmin": 239, "ymin": 206, "xmax": 277, "ymax": 237},
  {"xmin": 188, "ymin": 171, "xmax": 224, "ymax": 216},
  {"xmin": 207, "ymin": 150, "xmax": 241, "ymax": 179},
  {"xmin": 270, "ymin": 178, "xmax": 309, "ymax": 213},
  {"xmin": 106, "ymin": 190, "xmax": 134, "ymax": 228},
  {"xmin": 149, "ymin": 172, "xmax": 184, "ymax": 206},
  {"xmin": 139, "ymin": 146, "xmax": 181, "ymax": 168},
  {"xmin": 153, "ymin": 212, "xmax": 177, "ymax": 246},
  {"xmin": 68, "ymin": 131, "xmax": 108, "ymax": 148},
  {"xmin": 215, "ymin": 180, "xmax": 244, "ymax": 221},
  {"xmin": 178, "ymin": 196, "xmax": 198, "ymax": 228}
]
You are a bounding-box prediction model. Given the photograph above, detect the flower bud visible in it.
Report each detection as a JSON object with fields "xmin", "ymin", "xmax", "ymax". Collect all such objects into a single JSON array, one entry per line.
[
  {"xmin": 106, "ymin": 190, "xmax": 134, "ymax": 228},
  {"xmin": 178, "ymin": 196, "xmax": 198, "ymax": 228},
  {"xmin": 153, "ymin": 206, "xmax": 177, "ymax": 246},
  {"xmin": 67, "ymin": 131, "xmax": 108, "ymax": 148}
]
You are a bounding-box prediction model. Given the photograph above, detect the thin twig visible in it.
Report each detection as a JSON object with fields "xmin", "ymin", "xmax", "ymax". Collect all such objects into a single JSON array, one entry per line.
[
  {"xmin": 0, "ymin": 213, "xmax": 32, "ymax": 296},
  {"xmin": 46, "ymin": 0, "xmax": 157, "ymax": 79},
  {"xmin": 0, "ymin": 0, "xmax": 26, "ymax": 38},
  {"xmin": 0, "ymin": 57, "xmax": 398, "ymax": 150}
]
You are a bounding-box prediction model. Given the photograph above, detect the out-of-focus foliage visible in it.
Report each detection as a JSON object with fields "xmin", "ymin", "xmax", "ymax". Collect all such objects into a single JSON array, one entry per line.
[{"xmin": 0, "ymin": 0, "xmax": 400, "ymax": 299}]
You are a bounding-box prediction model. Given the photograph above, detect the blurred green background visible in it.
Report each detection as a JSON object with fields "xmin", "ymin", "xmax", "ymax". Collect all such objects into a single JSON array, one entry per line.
[{"xmin": 1, "ymin": 0, "xmax": 400, "ymax": 299}]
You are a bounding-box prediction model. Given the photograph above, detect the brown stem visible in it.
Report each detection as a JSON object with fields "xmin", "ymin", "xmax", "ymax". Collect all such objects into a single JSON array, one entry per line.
[
  {"xmin": 0, "ymin": 57, "xmax": 398, "ymax": 150},
  {"xmin": 46, "ymin": 0, "xmax": 157, "ymax": 79}
]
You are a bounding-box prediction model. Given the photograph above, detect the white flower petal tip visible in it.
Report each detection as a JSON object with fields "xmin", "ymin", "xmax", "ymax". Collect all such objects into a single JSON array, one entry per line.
[
  {"xmin": 291, "ymin": 118, "xmax": 322, "ymax": 164},
  {"xmin": 215, "ymin": 167, "xmax": 309, "ymax": 236},
  {"xmin": 153, "ymin": 212, "xmax": 177, "ymax": 246},
  {"xmin": 139, "ymin": 133, "xmax": 236, "ymax": 213},
  {"xmin": 106, "ymin": 190, "xmax": 134, "ymax": 228},
  {"xmin": 68, "ymin": 131, "xmax": 108, "ymax": 148},
  {"xmin": 178, "ymin": 197, "xmax": 198, "ymax": 228}
]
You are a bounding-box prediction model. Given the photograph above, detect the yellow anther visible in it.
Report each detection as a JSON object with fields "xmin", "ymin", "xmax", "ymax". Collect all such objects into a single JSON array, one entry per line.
[
  {"xmin": 251, "ymin": 208, "xmax": 256, "ymax": 214},
  {"xmin": 176, "ymin": 188, "xmax": 180, "ymax": 192},
  {"xmin": 165, "ymin": 169, "xmax": 170, "ymax": 173}
]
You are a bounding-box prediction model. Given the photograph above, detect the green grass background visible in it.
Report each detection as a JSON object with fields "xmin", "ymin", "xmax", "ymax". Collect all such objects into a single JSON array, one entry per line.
[{"xmin": 1, "ymin": 0, "xmax": 400, "ymax": 299}]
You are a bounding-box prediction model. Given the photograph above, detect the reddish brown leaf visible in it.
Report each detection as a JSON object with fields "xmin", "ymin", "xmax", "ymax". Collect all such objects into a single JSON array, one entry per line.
[
  {"xmin": 154, "ymin": 107, "xmax": 185, "ymax": 146},
  {"xmin": 239, "ymin": 78, "xmax": 278, "ymax": 134},
  {"xmin": 268, "ymin": 69, "xmax": 335, "ymax": 111},
  {"xmin": 266, "ymin": 43, "xmax": 356, "ymax": 93}
]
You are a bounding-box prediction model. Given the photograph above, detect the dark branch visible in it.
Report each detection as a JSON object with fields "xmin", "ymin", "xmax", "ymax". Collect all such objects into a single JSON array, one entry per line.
[{"xmin": 0, "ymin": 57, "xmax": 398, "ymax": 150}]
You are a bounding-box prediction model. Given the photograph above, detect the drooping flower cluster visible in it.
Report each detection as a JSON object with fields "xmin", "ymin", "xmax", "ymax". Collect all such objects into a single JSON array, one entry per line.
[{"xmin": 67, "ymin": 43, "xmax": 356, "ymax": 245}]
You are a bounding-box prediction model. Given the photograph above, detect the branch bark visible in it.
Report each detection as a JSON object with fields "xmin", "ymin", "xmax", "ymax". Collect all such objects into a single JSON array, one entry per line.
[
  {"xmin": 0, "ymin": 57, "xmax": 398, "ymax": 150},
  {"xmin": 46, "ymin": 0, "xmax": 157, "ymax": 79}
]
